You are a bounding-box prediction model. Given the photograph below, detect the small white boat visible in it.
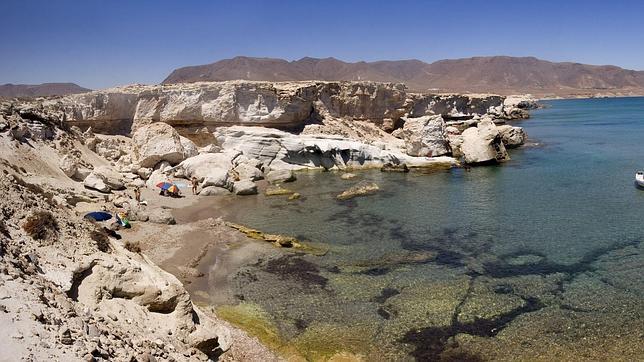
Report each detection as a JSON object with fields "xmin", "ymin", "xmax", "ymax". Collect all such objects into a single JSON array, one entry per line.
[{"xmin": 636, "ymin": 171, "xmax": 644, "ymax": 188}]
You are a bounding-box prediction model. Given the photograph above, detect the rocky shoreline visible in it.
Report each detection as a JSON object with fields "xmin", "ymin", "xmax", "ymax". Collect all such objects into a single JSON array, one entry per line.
[{"xmin": 0, "ymin": 81, "xmax": 536, "ymax": 360}]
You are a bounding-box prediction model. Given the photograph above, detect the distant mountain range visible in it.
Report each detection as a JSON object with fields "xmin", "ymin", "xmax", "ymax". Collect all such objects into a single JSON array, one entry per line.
[
  {"xmin": 0, "ymin": 83, "xmax": 91, "ymax": 98},
  {"xmin": 163, "ymin": 56, "xmax": 644, "ymax": 96}
]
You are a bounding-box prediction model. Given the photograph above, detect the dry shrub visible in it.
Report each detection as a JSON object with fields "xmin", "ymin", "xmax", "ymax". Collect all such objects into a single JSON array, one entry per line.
[
  {"xmin": 124, "ymin": 240, "xmax": 141, "ymax": 253},
  {"xmin": 22, "ymin": 211, "xmax": 58, "ymax": 240},
  {"xmin": 0, "ymin": 219, "xmax": 8, "ymax": 238},
  {"xmin": 90, "ymin": 229, "xmax": 111, "ymax": 252}
]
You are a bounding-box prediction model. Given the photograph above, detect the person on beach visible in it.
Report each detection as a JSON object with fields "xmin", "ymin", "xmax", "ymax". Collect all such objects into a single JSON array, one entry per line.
[
  {"xmin": 133, "ymin": 187, "xmax": 141, "ymax": 203},
  {"xmin": 191, "ymin": 177, "xmax": 198, "ymax": 195}
]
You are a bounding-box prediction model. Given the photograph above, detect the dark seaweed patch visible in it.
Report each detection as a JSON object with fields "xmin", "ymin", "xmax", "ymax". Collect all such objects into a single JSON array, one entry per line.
[
  {"xmin": 361, "ymin": 266, "xmax": 390, "ymax": 276},
  {"xmin": 484, "ymin": 240, "xmax": 640, "ymax": 278},
  {"xmin": 371, "ymin": 287, "xmax": 400, "ymax": 303},
  {"xmin": 401, "ymin": 240, "xmax": 642, "ymax": 360},
  {"xmin": 377, "ymin": 306, "xmax": 392, "ymax": 320},
  {"xmin": 401, "ymin": 277, "xmax": 544, "ymax": 361},
  {"xmin": 233, "ymin": 293, "xmax": 245, "ymax": 301},
  {"xmin": 493, "ymin": 284, "xmax": 513, "ymax": 294},
  {"xmin": 264, "ymin": 256, "xmax": 328, "ymax": 288},
  {"xmin": 398, "ymin": 226, "xmax": 489, "ymax": 265},
  {"xmin": 294, "ymin": 318, "xmax": 309, "ymax": 331},
  {"xmin": 434, "ymin": 250, "xmax": 466, "ymax": 267}
]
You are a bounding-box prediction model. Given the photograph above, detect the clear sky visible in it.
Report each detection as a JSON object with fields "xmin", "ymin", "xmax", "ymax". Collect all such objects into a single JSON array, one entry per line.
[{"xmin": 2, "ymin": 0, "xmax": 643, "ymax": 89}]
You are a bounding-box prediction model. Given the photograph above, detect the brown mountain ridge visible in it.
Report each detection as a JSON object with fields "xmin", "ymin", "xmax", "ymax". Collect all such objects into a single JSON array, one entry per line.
[
  {"xmin": 163, "ymin": 56, "xmax": 644, "ymax": 97},
  {"xmin": 0, "ymin": 83, "xmax": 91, "ymax": 98}
]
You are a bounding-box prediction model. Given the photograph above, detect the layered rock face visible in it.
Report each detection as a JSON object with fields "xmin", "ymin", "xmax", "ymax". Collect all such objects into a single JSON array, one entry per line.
[
  {"xmin": 1, "ymin": 81, "xmax": 532, "ymax": 202},
  {"xmin": 36, "ymin": 81, "xmax": 529, "ymax": 136}
]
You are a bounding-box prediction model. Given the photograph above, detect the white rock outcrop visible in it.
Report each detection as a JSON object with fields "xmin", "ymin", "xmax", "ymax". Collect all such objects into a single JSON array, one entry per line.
[
  {"xmin": 133, "ymin": 122, "xmax": 187, "ymax": 168},
  {"xmin": 398, "ymin": 115, "xmax": 451, "ymax": 157},
  {"xmin": 216, "ymin": 126, "xmax": 456, "ymax": 171},
  {"xmin": 497, "ymin": 125, "xmax": 527, "ymax": 148},
  {"xmin": 460, "ymin": 119, "xmax": 509, "ymax": 164}
]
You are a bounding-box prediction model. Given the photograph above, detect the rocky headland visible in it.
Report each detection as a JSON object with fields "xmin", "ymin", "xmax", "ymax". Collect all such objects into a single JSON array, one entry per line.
[{"xmin": 0, "ymin": 80, "xmax": 536, "ymax": 360}]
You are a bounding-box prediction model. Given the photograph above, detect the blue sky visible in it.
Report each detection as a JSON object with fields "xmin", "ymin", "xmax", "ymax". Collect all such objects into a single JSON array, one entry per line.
[{"xmin": 2, "ymin": 0, "xmax": 643, "ymax": 89}]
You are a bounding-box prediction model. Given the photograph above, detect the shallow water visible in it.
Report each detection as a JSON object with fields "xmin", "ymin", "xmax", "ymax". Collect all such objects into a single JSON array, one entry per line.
[{"xmin": 199, "ymin": 98, "xmax": 644, "ymax": 360}]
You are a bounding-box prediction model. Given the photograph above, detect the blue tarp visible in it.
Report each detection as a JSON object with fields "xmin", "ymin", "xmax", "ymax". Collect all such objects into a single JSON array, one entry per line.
[{"xmin": 84, "ymin": 211, "xmax": 112, "ymax": 221}]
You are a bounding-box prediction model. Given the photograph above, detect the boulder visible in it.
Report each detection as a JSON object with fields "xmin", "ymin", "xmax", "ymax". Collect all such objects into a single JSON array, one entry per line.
[
  {"xmin": 92, "ymin": 166, "xmax": 125, "ymax": 190},
  {"xmin": 59, "ymin": 155, "xmax": 80, "ymax": 179},
  {"xmin": 133, "ymin": 122, "xmax": 186, "ymax": 168},
  {"xmin": 340, "ymin": 173, "xmax": 357, "ymax": 180},
  {"xmin": 447, "ymin": 134, "xmax": 464, "ymax": 158},
  {"xmin": 399, "ymin": 115, "xmax": 451, "ymax": 157},
  {"xmin": 460, "ymin": 119, "xmax": 508, "ymax": 164},
  {"xmin": 75, "ymin": 167, "xmax": 92, "ymax": 180},
  {"xmin": 232, "ymin": 180, "xmax": 258, "ymax": 195},
  {"xmin": 199, "ymin": 186, "xmax": 230, "ymax": 196},
  {"xmin": 127, "ymin": 204, "xmax": 149, "ymax": 222},
  {"xmin": 83, "ymin": 173, "xmax": 109, "ymax": 193},
  {"xmin": 337, "ymin": 182, "xmax": 380, "ymax": 200},
  {"xmin": 148, "ymin": 208, "xmax": 176, "ymax": 224},
  {"xmin": 497, "ymin": 125, "xmax": 527, "ymax": 148},
  {"xmin": 175, "ymin": 152, "xmax": 238, "ymax": 181},
  {"xmin": 95, "ymin": 137, "xmax": 128, "ymax": 161},
  {"xmin": 180, "ymin": 136, "xmax": 199, "ymax": 159},
  {"xmin": 128, "ymin": 178, "xmax": 145, "ymax": 188},
  {"xmin": 137, "ymin": 167, "xmax": 153, "ymax": 180},
  {"xmin": 233, "ymin": 161, "xmax": 263, "ymax": 181},
  {"xmin": 265, "ymin": 169, "xmax": 296, "ymax": 184},
  {"xmin": 112, "ymin": 195, "xmax": 132, "ymax": 208},
  {"xmin": 201, "ymin": 168, "xmax": 230, "ymax": 189}
]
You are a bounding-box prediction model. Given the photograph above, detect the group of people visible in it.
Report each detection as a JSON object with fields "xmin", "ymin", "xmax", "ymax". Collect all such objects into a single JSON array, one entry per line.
[{"xmin": 131, "ymin": 176, "xmax": 200, "ymax": 203}]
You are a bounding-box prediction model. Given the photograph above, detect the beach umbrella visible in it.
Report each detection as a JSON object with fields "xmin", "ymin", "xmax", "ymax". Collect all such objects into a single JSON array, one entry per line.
[
  {"xmin": 166, "ymin": 184, "xmax": 179, "ymax": 194},
  {"xmin": 84, "ymin": 211, "xmax": 112, "ymax": 221},
  {"xmin": 156, "ymin": 182, "xmax": 174, "ymax": 190}
]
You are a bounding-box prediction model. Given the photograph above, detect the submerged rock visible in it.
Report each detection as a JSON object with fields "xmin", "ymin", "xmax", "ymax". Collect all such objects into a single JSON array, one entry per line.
[
  {"xmin": 337, "ymin": 181, "xmax": 380, "ymax": 200},
  {"xmin": 226, "ymin": 222, "xmax": 301, "ymax": 248},
  {"xmin": 381, "ymin": 163, "xmax": 409, "ymax": 173},
  {"xmin": 265, "ymin": 186, "xmax": 295, "ymax": 196}
]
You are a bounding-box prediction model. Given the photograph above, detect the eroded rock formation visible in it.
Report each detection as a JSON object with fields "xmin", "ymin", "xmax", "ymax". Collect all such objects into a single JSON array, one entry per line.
[{"xmin": 31, "ymin": 81, "xmax": 528, "ymax": 136}]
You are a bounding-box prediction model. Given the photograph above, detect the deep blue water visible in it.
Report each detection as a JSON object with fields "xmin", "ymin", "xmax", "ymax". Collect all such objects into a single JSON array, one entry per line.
[{"xmin": 204, "ymin": 97, "xmax": 644, "ymax": 360}]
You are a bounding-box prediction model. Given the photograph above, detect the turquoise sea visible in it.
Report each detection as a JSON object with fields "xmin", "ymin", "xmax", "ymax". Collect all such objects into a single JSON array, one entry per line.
[{"xmin": 199, "ymin": 97, "xmax": 644, "ymax": 360}]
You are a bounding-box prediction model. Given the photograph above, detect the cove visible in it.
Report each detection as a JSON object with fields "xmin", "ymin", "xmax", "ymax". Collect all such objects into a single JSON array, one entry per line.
[{"xmin": 190, "ymin": 97, "xmax": 644, "ymax": 360}]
